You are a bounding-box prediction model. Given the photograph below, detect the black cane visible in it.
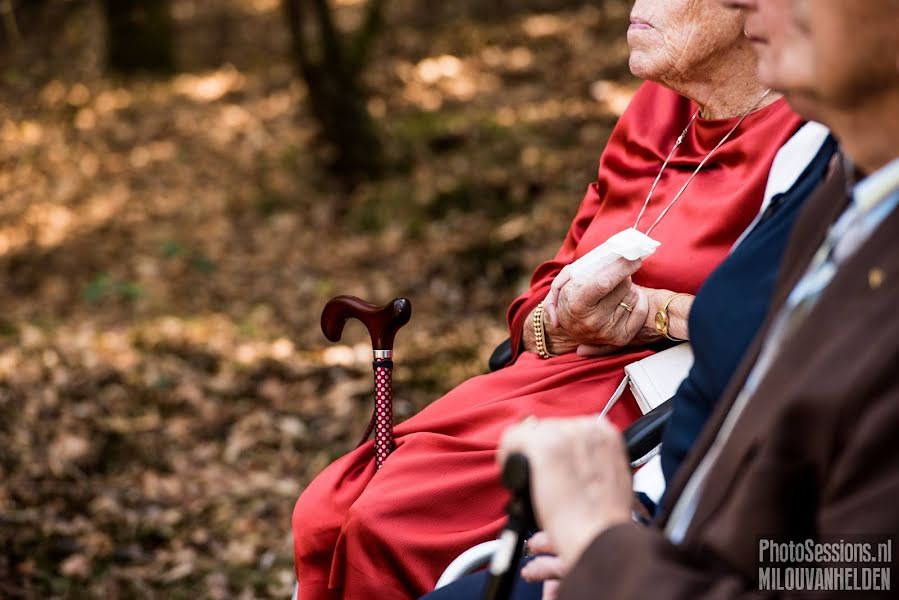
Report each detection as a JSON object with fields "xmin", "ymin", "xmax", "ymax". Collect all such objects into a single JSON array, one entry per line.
[{"xmin": 482, "ymin": 453, "xmax": 537, "ymax": 600}]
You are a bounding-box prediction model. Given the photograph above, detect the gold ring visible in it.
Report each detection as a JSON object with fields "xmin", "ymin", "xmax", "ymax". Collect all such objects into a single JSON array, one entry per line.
[{"xmin": 619, "ymin": 301, "xmax": 634, "ymax": 313}]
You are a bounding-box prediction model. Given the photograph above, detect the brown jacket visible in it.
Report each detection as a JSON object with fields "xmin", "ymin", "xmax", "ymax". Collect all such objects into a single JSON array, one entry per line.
[{"xmin": 561, "ymin": 163, "xmax": 899, "ymax": 598}]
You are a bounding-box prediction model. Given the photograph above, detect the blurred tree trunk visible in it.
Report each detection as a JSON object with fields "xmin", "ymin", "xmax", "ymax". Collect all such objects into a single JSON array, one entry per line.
[
  {"xmin": 1, "ymin": 0, "xmax": 22, "ymax": 48},
  {"xmin": 102, "ymin": 0, "xmax": 175, "ymax": 74},
  {"xmin": 283, "ymin": 0, "xmax": 385, "ymax": 186},
  {"xmin": 2, "ymin": 0, "xmax": 83, "ymax": 55}
]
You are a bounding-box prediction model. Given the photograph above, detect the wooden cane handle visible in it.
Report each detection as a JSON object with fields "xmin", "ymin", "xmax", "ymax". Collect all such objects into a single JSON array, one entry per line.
[{"xmin": 321, "ymin": 296, "xmax": 412, "ymax": 350}]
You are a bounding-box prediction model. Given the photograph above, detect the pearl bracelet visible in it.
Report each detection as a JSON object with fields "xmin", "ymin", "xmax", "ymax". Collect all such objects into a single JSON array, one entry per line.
[{"xmin": 532, "ymin": 302, "xmax": 555, "ymax": 359}]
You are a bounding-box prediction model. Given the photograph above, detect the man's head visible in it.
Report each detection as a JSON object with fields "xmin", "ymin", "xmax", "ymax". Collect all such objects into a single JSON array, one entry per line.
[
  {"xmin": 722, "ymin": 0, "xmax": 899, "ymax": 119},
  {"xmin": 805, "ymin": 0, "xmax": 899, "ymax": 109},
  {"xmin": 720, "ymin": 0, "xmax": 817, "ymax": 116}
]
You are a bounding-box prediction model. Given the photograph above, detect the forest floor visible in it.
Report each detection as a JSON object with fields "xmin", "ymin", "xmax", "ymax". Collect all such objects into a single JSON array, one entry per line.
[{"xmin": 0, "ymin": 0, "xmax": 637, "ymax": 597}]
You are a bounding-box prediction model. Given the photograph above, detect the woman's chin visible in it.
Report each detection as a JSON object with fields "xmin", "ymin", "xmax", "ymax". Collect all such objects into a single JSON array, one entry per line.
[{"xmin": 628, "ymin": 54, "xmax": 662, "ymax": 82}]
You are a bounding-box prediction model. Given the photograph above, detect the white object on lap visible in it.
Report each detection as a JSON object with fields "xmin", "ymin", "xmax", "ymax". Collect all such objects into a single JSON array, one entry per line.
[
  {"xmin": 624, "ymin": 343, "xmax": 694, "ymax": 414},
  {"xmin": 600, "ymin": 343, "xmax": 694, "ymax": 418}
]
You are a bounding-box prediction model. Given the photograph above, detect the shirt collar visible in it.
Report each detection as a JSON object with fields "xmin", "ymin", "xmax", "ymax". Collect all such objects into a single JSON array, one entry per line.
[{"xmin": 852, "ymin": 156, "xmax": 899, "ymax": 214}]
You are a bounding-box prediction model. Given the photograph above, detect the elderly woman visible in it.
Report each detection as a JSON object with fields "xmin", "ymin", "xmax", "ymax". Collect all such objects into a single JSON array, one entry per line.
[
  {"xmin": 293, "ymin": 0, "xmax": 802, "ymax": 597},
  {"xmin": 493, "ymin": 0, "xmax": 899, "ymax": 598}
]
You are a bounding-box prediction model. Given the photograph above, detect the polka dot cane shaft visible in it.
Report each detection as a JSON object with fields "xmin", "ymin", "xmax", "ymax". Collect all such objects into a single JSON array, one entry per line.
[{"xmin": 373, "ymin": 358, "xmax": 395, "ymax": 469}]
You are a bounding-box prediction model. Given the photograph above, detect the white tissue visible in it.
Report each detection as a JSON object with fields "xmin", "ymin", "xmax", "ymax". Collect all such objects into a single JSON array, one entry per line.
[
  {"xmin": 566, "ymin": 228, "xmax": 660, "ymax": 280},
  {"xmin": 599, "ymin": 228, "xmax": 661, "ymax": 261}
]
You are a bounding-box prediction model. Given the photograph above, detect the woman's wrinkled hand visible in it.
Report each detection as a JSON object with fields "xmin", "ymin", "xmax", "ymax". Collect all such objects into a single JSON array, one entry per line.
[
  {"xmin": 545, "ymin": 253, "xmax": 650, "ymax": 351},
  {"xmin": 498, "ymin": 417, "xmax": 633, "ymax": 573},
  {"xmin": 544, "ymin": 229, "xmax": 659, "ymax": 328},
  {"xmin": 544, "ymin": 241, "xmax": 644, "ymax": 325}
]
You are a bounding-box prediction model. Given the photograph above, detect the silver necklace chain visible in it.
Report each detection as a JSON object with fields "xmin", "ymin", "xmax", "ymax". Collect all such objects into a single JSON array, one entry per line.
[{"xmin": 633, "ymin": 89, "xmax": 773, "ymax": 236}]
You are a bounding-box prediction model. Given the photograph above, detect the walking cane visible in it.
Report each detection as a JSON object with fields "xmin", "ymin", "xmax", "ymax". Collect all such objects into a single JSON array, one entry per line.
[
  {"xmin": 482, "ymin": 453, "xmax": 537, "ymax": 600},
  {"xmin": 321, "ymin": 296, "xmax": 412, "ymax": 469}
]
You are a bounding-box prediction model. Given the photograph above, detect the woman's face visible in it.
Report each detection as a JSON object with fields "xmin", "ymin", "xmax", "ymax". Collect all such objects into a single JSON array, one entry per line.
[{"xmin": 628, "ymin": 0, "xmax": 746, "ymax": 85}]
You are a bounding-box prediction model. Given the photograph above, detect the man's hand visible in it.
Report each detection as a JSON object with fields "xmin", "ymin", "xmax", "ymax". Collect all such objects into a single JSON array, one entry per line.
[
  {"xmin": 498, "ymin": 417, "xmax": 633, "ymax": 572},
  {"xmin": 521, "ymin": 532, "xmax": 565, "ymax": 600}
]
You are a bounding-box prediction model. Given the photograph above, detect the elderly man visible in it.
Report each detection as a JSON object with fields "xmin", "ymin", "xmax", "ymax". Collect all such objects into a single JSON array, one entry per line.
[{"xmin": 499, "ymin": 1, "xmax": 899, "ymax": 597}]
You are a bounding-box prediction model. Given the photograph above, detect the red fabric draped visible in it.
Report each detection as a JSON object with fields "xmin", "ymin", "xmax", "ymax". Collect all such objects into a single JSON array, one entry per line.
[{"xmin": 292, "ymin": 81, "xmax": 802, "ymax": 599}]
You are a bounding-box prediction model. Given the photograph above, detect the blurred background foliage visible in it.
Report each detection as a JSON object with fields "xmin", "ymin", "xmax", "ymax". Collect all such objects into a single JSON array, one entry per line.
[{"xmin": 0, "ymin": 0, "xmax": 637, "ymax": 597}]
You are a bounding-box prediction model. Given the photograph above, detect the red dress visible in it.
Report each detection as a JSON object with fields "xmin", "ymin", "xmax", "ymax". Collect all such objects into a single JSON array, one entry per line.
[{"xmin": 292, "ymin": 82, "xmax": 802, "ymax": 599}]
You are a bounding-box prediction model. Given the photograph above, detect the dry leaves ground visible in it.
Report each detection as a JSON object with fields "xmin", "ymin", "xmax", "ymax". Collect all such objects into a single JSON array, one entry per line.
[{"xmin": 0, "ymin": 0, "xmax": 636, "ymax": 597}]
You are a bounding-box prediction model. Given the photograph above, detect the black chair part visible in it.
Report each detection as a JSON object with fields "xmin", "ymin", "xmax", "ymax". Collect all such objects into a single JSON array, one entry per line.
[
  {"xmin": 488, "ymin": 338, "xmax": 513, "ymax": 372},
  {"xmin": 623, "ymin": 399, "xmax": 673, "ymax": 463}
]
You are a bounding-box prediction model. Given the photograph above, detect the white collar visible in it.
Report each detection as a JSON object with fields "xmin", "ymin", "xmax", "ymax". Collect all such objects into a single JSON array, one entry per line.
[
  {"xmin": 730, "ymin": 122, "xmax": 830, "ymax": 253},
  {"xmin": 853, "ymin": 156, "xmax": 899, "ymax": 213}
]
